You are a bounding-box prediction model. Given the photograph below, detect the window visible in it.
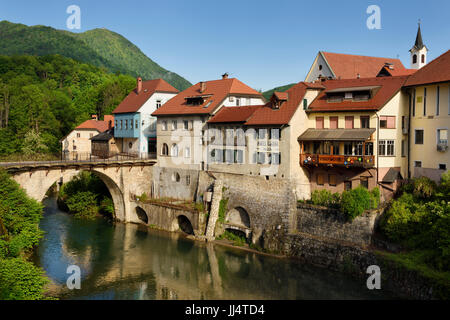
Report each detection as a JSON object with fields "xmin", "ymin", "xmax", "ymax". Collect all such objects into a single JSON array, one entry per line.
[
  {"xmin": 156, "ymin": 100, "xmax": 162, "ymax": 109},
  {"xmin": 171, "ymin": 120, "xmax": 177, "ymax": 130},
  {"xmin": 257, "ymin": 152, "xmax": 265, "ymax": 164},
  {"xmin": 319, "ymin": 64, "xmax": 323, "ymax": 70},
  {"xmin": 172, "ymin": 172, "xmax": 180, "ymax": 182},
  {"xmin": 415, "ymin": 129, "xmax": 424, "ymax": 144},
  {"xmin": 329, "ymin": 174, "xmax": 337, "ymax": 186},
  {"xmin": 413, "ymin": 54, "xmax": 417, "ymax": 64},
  {"xmin": 135, "ymin": 120, "xmax": 138, "ymax": 129},
  {"xmin": 439, "ymin": 164, "xmax": 447, "ymax": 170},
  {"xmin": 115, "ymin": 120, "xmax": 118, "ymax": 128},
  {"xmin": 225, "ymin": 149, "xmax": 233, "ymax": 163},
  {"xmin": 421, "ymin": 54, "xmax": 425, "ymax": 63},
  {"xmin": 186, "ymin": 175, "xmax": 191, "ymax": 185},
  {"xmin": 360, "ymin": 116, "xmax": 370, "ymax": 129},
  {"xmin": 171, "ymin": 144, "xmax": 178, "ymax": 157},
  {"xmin": 345, "ymin": 116, "xmax": 354, "ymax": 129},
  {"xmin": 258, "ymin": 128, "xmax": 267, "ymax": 140},
  {"xmin": 120, "ymin": 120, "xmax": 123, "ymax": 129},
  {"xmin": 246, "ymin": 98, "xmax": 251, "ymax": 105},
  {"xmin": 330, "ymin": 116, "xmax": 338, "ymax": 129},
  {"xmin": 184, "ymin": 120, "xmax": 189, "ymax": 130},
  {"xmin": 379, "ymin": 116, "xmax": 395, "ymax": 129},
  {"xmin": 236, "ymin": 98, "xmax": 240, "ymax": 106},
  {"xmin": 412, "ymin": 89, "xmax": 416, "ymax": 117},
  {"xmin": 414, "ymin": 161, "xmax": 422, "ymax": 168},
  {"xmin": 317, "ymin": 174, "xmax": 324, "ymax": 186},
  {"xmin": 77, "ymin": 133, "xmax": 80, "ymax": 138},
  {"xmin": 235, "ymin": 150, "xmax": 244, "ymax": 163},
  {"xmin": 356, "ymin": 142, "xmax": 363, "ymax": 156},
  {"xmin": 423, "ymin": 87, "xmax": 427, "ymax": 116},
  {"xmin": 161, "ymin": 121, "xmax": 167, "ymax": 131},
  {"xmin": 365, "ymin": 142, "xmax": 374, "ymax": 156},
  {"xmin": 437, "ymin": 129, "xmax": 448, "ymax": 145},
  {"xmin": 436, "ymin": 86, "xmax": 440, "ymax": 116},
  {"xmin": 125, "ymin": 120, "xmax": 128, "ymax": 130},
  {"xmin": 379, "ymin": 140, "xmax": 395, "ymax": 156},
  {"xmin": 344, "ymin": 142, "xmax": 353, "ymax": 155},
  {"xmin": 360, "ymin": 177, "xmax": 369, "ymax": 189},
  {"xmin": 344, "ymin": 181, "xmax": 352, "ymax": 191},
  {"xmin": 316, "ymin": 117, "xmax": 324, "ymax": 129},
  {"xmin": 271, "ymin": 153, "xmax": 281, "ymax": 165},
  {"xmin": 184, "ymin": 147, "xmax": 190, "ymax": 158},
  {"xmin": 130, "ymin": 119, "xmax": 133, "ymax": 129},
  {"xmin": 303, "ymin": 99, "xmax": 308, "ymax": 110},
  {"xmin": 270, "ymin": 128, "xmax": 280, "ymax": 140}
]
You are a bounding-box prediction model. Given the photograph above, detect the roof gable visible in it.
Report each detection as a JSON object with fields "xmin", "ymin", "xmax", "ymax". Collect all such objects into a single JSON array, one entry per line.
[
  {"xmin": 321, "ymin": 52, "xmax": 408, "ymax": 79},
  {"xmin": 113, "ymin": 79, "xmax": 178, "ymax": 114}
]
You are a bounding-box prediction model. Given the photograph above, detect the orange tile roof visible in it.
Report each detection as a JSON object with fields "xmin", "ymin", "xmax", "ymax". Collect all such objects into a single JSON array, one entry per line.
[
  {"xmin": 378, "ymin": 65, "xmax": 417, "ymax": 77},
  {"xmin": 244, "ymin": 82, "xmax": 310, "ymax": 126},
  {"xmin": 404, "ymin": 50, "xmax": 450, "ymax": 86},
  {"xmin": 307, "ymin": 76, "xmax": 409, "ymax": 112},
  {"xmin": 113, "ymin": 79, "xmax": 179, "ymax": 114},
  {"xmin": 208, "ymin": 105, "xmax": 262, "ymax": 123},
  {"xmin": 273, "ymin": 91, "xmax": 288, "ymax": 101},
  {"xmin": 321, "ymin": 52, "xmax": 408, "ymax": 79},
  {"xmin": 152, "ymin": 78, "xmax": 263, "ymax": 116},
  {"xmin": 75, "ymin": 118, "xmax": 112, "ymax": 132}
]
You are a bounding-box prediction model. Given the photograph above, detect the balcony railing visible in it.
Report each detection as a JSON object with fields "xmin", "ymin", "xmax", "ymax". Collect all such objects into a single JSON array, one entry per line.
[{"xmin": 300, "ymin": 153, "xmax": 375, "ymax": 168}]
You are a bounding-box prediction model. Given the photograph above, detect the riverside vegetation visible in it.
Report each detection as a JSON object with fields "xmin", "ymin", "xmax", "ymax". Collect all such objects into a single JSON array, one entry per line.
[
  {"xmin": 0, "ymin": 169, "xmax": 50, "ymax": 300},
  {"xmin": 58, "ymin": 172, "xmax": 114, "ymax": 220}
]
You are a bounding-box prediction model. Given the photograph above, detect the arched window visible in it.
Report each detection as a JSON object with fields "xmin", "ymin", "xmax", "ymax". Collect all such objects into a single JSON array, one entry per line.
[
  {"xmin": 161, "ymin": 143, "xmax": 169, "ymax": 156},
  {"xmin": 171, "ymin": 144, "xmax": 178, "ymax": 157},
  {"xmin": 421, "ymin": 54, "xmax": 425, "ymax": 63},
  {"xmin": 412, "ymin": 54, "xmax": 417, "ymax": 64}
]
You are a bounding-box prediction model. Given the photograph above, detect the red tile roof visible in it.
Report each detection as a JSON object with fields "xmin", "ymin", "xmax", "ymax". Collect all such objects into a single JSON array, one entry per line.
[
  {"xmin": 307, "ymin": 76, "xmax": 409, "ymax": 112},
  {"xmin": 113, "ymin": 79, "xmax": 178, "ymax": 114},
  {"xmin": 245, "ymin": 82, "xmax": 311, "ymax": 126},
  {"xmin": 152, "ymin": 78, "xmax": 263, "ymax": 116},
  {"xmin": 404, "ymin": 50, "xmax": 450, "ymax": 86},
  {"xmin": 273, "ymin": 91, "xmax": 288, "ymax": 101},
  {"xmin": 378, "ymin": 65, "xmax": 417, "ymax": 77},
  {"xmin": 75, "ymin": 117, "xmax": 113, "ymax": 132},
  {"xmin": 321, "ymin": 52, "xmax": 408, "ymax": 79},
  {"xmin": 208, "ymin": 105, "xmax": 262, "ymax": 123}
]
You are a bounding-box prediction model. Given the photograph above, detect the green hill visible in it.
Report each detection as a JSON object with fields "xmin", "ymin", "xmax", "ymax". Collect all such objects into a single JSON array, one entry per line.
[
  {"xmin": 0, "ymin": 20, "xmax": 191, "ymax": 91},
  {"xmin": 262, "ymin": 83, "xmax": 296, "ymax": 100}
]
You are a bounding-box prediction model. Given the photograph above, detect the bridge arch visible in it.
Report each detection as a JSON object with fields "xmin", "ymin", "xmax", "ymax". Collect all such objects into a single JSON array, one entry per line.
[
  {"xmin": 14, "ymin": 169, "xmax": 126, "ymax": 222},
  {"xmin": 135, "ymin": 206, "xmax": 148, "ymax": 224},
  {"xmin": 175, "ymin": 215, "xmax": 194, "ymax": 235},
  {"xmin": 225, "ymin": 206, "xmax": 250, "ymax": 229}
]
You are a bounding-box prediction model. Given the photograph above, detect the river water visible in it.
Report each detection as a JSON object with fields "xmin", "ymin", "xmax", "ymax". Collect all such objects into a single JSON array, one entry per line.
[{"xmin": 35, "ymin": 197, "xmax": 395, "ymax": 300}]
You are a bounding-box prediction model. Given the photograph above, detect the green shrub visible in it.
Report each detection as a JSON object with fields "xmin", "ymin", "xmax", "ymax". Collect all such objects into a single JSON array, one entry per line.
[
  {"xmin": 341, "ymin": 187, "xmax": 373, "ymax": 220},
  {"xmin": 310, "ymin": 190, "xmax": 341, "ymax": 209},
  {"xmin": 66, "ymin": 191, "xmax": 98, "ymax": 219},
  {"xmin": 218, "ymin": 230, "xmax": 246, "ymax": 246},
  {"xmin": 370, "ymin": 187, "xmax": 381, "ymax": 209},
  {"xmin": 218, "ymin": 198, "xmax": 228, "ymax": 223},
  {"xmin": 100, "ymin": 197, "xmax": 114, "ymax": 218},
  {"xmin": 0, "ymin": 257, "xmax": 50, "ymax": 300},
  {"xmin": 413, "ymin": 176, "xmax": 437, "ymax": 199}
]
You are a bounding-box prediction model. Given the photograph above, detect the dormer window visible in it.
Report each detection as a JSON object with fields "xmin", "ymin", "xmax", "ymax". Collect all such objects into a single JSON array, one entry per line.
[{"xmin": 156, "ymin": 100, "xmax": 162, "ymax": 109}]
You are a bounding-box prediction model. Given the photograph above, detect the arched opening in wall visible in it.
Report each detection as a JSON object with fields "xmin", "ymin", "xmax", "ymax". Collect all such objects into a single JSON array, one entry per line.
[
  {"xmin": 135, "ymin": 206, "xmax": 148, "ymax": 224},
  {"xmin": 413, "ymin": 54, "xmax": 417, "ymax": 64},
  {"xmin": 225, "ymin": 207, "xmax": 250, "ymax": 229},
  {"xmin": 177, "ymin": 215, "xmax": 194, "ymax": 235}
]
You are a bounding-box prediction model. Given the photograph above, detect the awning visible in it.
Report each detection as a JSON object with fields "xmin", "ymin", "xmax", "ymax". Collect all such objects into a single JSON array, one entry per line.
[{"xmin": 298, "ymin": 128, "xmax": 375, "ymax": 141}]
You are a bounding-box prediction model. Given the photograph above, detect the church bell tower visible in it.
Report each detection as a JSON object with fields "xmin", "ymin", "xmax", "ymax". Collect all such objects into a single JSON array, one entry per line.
[{"xmin": 410, "ymin": 22, "xmax": 428, "ymax": 69}]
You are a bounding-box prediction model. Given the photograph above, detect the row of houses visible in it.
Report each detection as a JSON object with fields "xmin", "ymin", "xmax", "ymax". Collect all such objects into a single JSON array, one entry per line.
[{"xmin": 63, "ymin": 25, "xmax": 449, "ymax": 201}]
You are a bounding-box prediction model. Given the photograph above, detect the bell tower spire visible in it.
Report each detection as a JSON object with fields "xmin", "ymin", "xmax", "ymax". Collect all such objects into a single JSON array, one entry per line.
[{"xmin": 410, "ymin": 20, "xmax": 428, "ymax": 69}]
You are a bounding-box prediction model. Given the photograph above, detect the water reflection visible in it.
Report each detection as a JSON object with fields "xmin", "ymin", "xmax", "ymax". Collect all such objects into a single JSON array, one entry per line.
[{"xmin": 36, "ymin": 197, "xmax": 394, "ymax": 300}]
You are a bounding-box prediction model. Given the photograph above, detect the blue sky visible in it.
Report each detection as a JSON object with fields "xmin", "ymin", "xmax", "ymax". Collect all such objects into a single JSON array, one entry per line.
[{"xmin": 0, "ymin": 0, "xmax": 449, "ymax": 91}]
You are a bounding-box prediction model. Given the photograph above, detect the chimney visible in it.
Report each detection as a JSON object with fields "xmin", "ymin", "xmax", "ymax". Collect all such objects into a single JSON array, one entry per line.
[
  {"xmin": 199, "ymin": 81, "xmax": 206, "ymax": 93},
  {"xmin": 222, "ymin": 73, "xmax": 229, "ymax": 79},
  {"xmin": 92, "ymin": 115, "xmax": 98, "ymax": 121},
  {"xmin": 137, "ymin": 77, "xmax": 143, "ymax": 94}
]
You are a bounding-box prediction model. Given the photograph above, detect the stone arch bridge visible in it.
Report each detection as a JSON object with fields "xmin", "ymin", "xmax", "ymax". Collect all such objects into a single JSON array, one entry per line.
[{"xmin": 1, "ymin": 159, "xmax": 156, "ymax": 223}]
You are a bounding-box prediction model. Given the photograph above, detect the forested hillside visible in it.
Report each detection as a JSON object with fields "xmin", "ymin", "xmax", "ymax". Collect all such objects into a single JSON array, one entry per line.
[
  {"xmin": 0, "ymin": 54, "xmax": 136, "ymax": 155},
  {"xmin": 0, "ymin": 20, "xmax": 191, "ymax": 91}
]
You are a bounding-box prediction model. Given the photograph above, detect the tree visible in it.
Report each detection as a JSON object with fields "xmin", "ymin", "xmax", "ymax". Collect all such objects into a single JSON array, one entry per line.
[{"xmin": 21, "ymin": 129, "xmax": 48, "ymax": 156}]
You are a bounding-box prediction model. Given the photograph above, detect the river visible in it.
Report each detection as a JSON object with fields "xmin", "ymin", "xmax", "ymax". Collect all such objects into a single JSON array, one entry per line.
[{"xmin": 34, "ymin": 197, "xmax": 395, "ymax": 300}]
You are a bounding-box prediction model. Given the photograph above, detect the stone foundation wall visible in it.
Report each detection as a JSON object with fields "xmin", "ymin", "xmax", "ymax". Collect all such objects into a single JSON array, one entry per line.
[{"xmin": 296, "ymin": 204, "xmax": 379, "ymax": 247}]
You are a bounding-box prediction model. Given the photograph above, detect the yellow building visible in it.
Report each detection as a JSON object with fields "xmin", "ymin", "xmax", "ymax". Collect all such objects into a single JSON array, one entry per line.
[{"xmin": 404, "ymin": 50, "xmax": 450, "ymax": 182}]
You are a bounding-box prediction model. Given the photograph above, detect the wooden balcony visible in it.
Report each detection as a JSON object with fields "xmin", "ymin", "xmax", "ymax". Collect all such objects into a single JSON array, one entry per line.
[{"xmin": 300, "ymin": 153, "xmax": 375, "ymax": 168}]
